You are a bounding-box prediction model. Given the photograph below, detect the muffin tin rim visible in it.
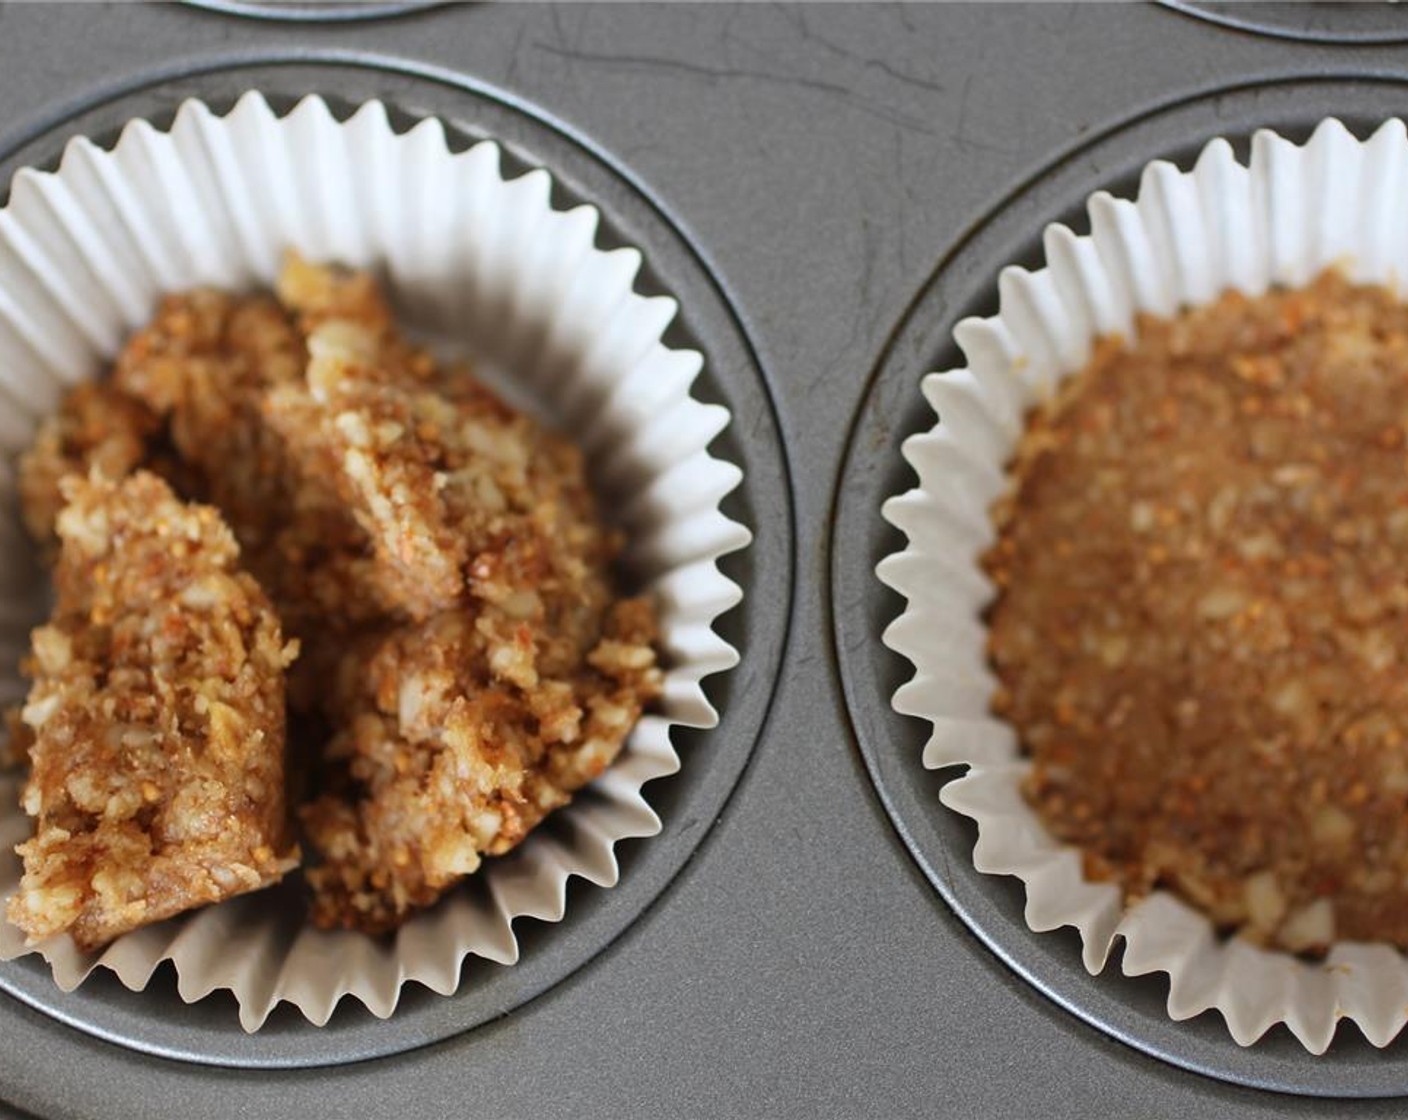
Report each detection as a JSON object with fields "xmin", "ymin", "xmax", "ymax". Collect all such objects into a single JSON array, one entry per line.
[
  {"xmin": 1158, "ymin": 1, "xmax": 1408, "ymax": 46},
  {"xmin": 181, "ymin": 1, "xmax": 446, "ymax": 24}
]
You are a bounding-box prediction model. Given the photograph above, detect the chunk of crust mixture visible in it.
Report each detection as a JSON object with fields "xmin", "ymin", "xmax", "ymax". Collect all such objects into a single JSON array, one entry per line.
[
  {"xmin": 302, "ymin": 598, "xmax": 661, "ymax": 933},
  {"xmin": 111, "ymin": 288, "xmax": 304, "ymax": 547},
  {"xmin": 265, "ymin": 297, "xmax": 616, "ymax": 624},
  {"xmin": 17, "ymin": 382, "xmax": 161, "ymax": 557},
  {"xmin": 7, "ymin": 472, "xmax": 298, "ymax": 950}
]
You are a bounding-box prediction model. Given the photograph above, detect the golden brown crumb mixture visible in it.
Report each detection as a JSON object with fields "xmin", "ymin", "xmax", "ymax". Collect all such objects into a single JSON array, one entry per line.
[
  {"xmin": 7, "ymin": 473, "xmax": 297, "ymax": 950},
  {"xmin": 986, "ymin": 271, "xmax": 1408, "ymax": 954},
  {"xmin": 985, "ymin": 271, "xmax": 1408, "ymax": 954},
  {"xmin": 302, "ymin": 598, "xmax": 659, "ymax": 933},
  {"xmin": 18, "ymin": 382, "xmax": 161, "ymax": 558},
  {"xmin": 10, "ymin": 255, "xmax": 662, "ymax": 939},
  {"xmin": 110, "ymin": 280, "xmax": 389, "ymax": 644}
]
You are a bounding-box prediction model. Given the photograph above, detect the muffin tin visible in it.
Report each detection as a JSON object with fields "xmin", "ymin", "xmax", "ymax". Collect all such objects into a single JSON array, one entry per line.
[
  {"xmin": 835, "ymin": 76, "xmax": 1408, "ymax": 1098},
  {"xmin": 0, "ymin": 59, "xmax": 792, "ymax": 1068},
  {"xmin": 4, "ymin": 4, "xmax": 1408, "ymax": 1117}
]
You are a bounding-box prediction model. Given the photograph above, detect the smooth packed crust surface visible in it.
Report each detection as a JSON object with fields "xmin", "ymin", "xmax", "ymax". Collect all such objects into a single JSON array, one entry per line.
[
  {"xmin": 986, "ymin": 272, "xmax": 1408, "ymax": 955},
  {"xmin": 11, "ymin": 254, "xmax": 662, "ymax": 940},
  {"xmin": 7, "ymin": 472, "xmax": 297, "ymax": 950}
]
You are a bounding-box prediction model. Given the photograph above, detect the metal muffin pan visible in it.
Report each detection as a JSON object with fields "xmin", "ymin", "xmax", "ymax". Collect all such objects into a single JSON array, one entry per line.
[
  {"xmin": 833, "ymin": 75, "xmax": 1408, "ymax": 1099},
  {"xmin": 9, "ymin": 4, "xmax": 1408, "ymax": 1117},
  {"xmin": 0, "ymin": 56, "xmax": 794, "ymax": 1070}
]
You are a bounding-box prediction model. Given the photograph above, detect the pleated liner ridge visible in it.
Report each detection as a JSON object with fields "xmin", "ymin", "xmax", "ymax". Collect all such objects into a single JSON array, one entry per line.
[
  {"xmin": 0, "ymin": 92, "xmax": 750, "ymax": 1031},
  {"xmin": 878, "ymin": 118, "xmax": 1408, "ymax": 1054}
]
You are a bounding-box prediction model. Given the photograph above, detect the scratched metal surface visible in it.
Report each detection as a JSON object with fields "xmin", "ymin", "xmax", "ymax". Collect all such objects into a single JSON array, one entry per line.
[{"xmin": 2, "ymin": 2, "xmax": 1408, "ymax": 1116}]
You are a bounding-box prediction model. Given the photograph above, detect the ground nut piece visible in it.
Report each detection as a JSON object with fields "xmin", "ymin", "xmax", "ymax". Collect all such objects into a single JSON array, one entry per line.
[
  {"xmin": 276, "ymin": 252, "xmax": 437, "ymax": 385},
  {"xmin": 301, "ymin": 597, "xmax": 661, "ymax": 934},
  {"xmin": 17, "ymin": 382, "xmax": 161, "ymax": 554},
  {"xmin": 6, "ymin": 472, "xmax": 298, "ymax": 950},
  {"xmin": 1243, "ymin": 871, "xmax": 1286, "ymax": 935},
  {"xmin": 989, "ymin": 272, "xmax": 1408, "ymax": 954},
  {"xmin": 1281, "ymin": 899, "xmax": 1336, "ymax": 954}
]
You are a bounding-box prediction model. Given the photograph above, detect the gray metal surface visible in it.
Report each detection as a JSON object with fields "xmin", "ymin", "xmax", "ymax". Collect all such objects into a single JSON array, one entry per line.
[{"xmin": 1, "ymin": 2, "xmax": 1407, "ymax": 1116}]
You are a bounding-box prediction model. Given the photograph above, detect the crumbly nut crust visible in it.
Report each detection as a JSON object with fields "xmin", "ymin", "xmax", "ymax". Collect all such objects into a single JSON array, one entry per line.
[
  {"xmin": 110, "ymin": 286, "xmax": 384, "ymax": 647},
  {"xmin": 18, "ymin": 382, "xmax": 162, "ymax": 557},
  {"xmin": 112, "ymin": 288, "xmax": 304, "ymax": 544},
  {"xmin": 986, "ymin": 272, "xmax": 1408, "ymax": 954},
  {"xmin": 7, "ymin": 472, "xmax": 297, "ymax": 950},
  {"xmin": 302, "ymin": 598, "xmax": 660, "ymax": 933},
  {"xmin": 266, "ymin": 315, "xmax": 618, "ymax": 623},
  {"xmin": 10, "ymin": 254, "xmax": 662, "ymax": 938},
  {"xmin": 275, "ymin": 278, "xmax": 663, "ymax": 930}
]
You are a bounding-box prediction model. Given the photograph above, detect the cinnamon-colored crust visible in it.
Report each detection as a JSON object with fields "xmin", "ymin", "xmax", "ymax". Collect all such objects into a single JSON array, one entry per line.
[
  {"xmin": 7, "ymin": 472, "xmax": 297, "ymax": 950},
  {"xmin": 987, "ymin": 272, "xmax": 1408, "ymax": 954},
  {"xmin": 10, "ymin": 255, "xmax": 661, "ymax": 940}
]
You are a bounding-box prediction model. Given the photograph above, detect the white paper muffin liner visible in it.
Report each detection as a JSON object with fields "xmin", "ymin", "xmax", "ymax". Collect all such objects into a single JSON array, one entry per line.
[
  {"xmin": 0, "ymin": 92, "xmax": 749, "ymax": 1031},
  {"xmin": 878, "ymin": 118, "xmax": 1408, "ymax": 1055}
]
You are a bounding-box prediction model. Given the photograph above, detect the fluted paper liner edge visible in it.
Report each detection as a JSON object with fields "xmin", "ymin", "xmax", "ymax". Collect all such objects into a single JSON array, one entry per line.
[
  {"xmin": 878, "ymin": 118, "xmax": 1408, "ymax": 1054},
  {"xmin": 0, "ymin": 93, "xmax": 750, "ymax": 1031}
]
